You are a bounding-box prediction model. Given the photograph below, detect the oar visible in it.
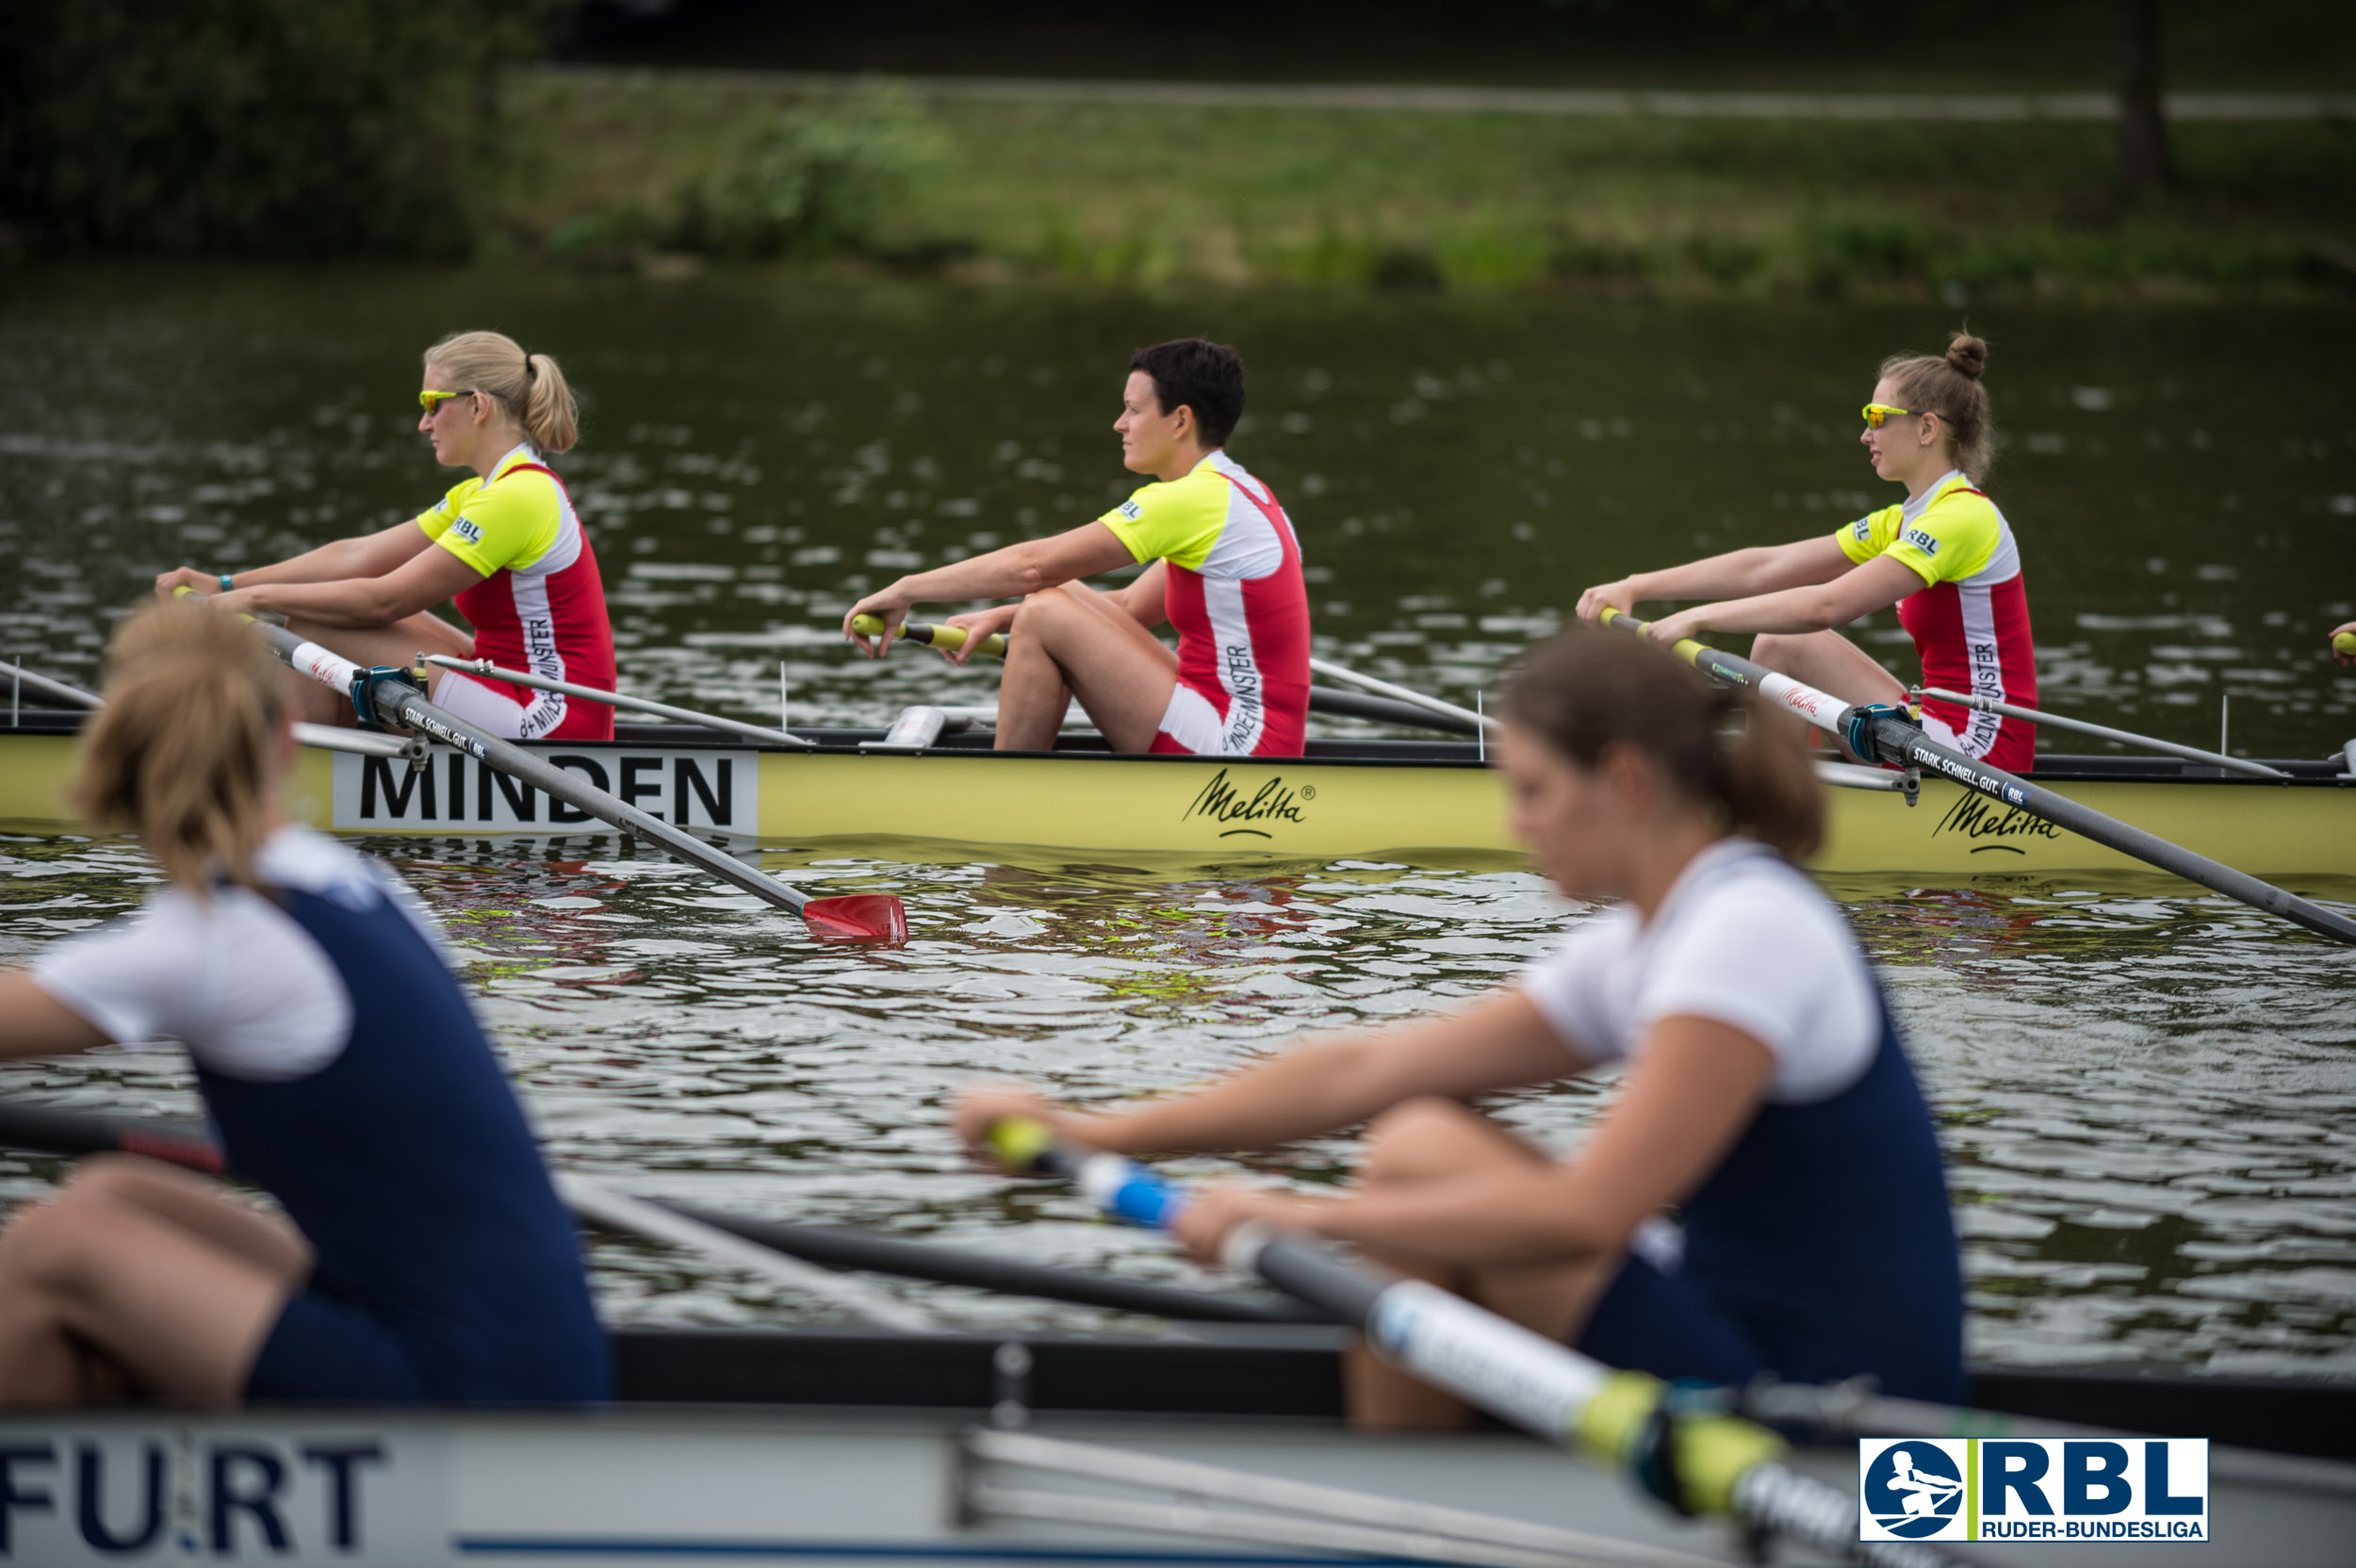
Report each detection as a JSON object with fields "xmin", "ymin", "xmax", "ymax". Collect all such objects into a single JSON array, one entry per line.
[
  {"xmin": 417, "ymin": 655, "xmax": 812, "ymax": 749},
  {"xmin": 175, "ymin": 591, "xmax": 905, "ymax": 943},
  {"xmin": 1600, "ymin": 608, "xmax": 2356, "ymax": 946},
  {"xmin": 0, "ymin": 1099, "xmax": 933, "ymax": 1331},
  {"xmin": 1918, "ymin": 686, "xmax": 2287, "ymax": 780},
  {"xmin": 850, "ymin": 615, "xmax": 1490, "ymax": 737},
  {"xmin": 981, "ymin": 1120, "xmax": 1960, "ymax": 1568},
  {"xmin": 0, "ymin": 654, "xmax": 426, "ymax": 763}
]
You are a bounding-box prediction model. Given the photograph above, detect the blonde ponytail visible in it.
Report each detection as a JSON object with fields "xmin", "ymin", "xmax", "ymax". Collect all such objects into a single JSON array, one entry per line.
[
  {"xmin": 73, "ymin": 600, "xmax": 287, "ymax": 892},
  {"xmin": 423, "ymin": 330, "xmax": 580, "ymax": 455}
]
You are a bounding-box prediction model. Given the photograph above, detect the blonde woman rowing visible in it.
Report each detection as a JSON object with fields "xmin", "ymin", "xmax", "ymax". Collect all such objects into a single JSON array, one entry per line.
[
  {"xmin": 0, "ymin": 601, "xmax": 604, "ymax": 1406},
  {"xmin": 155, "ymin": 330, "xmax": 617, "ymax": 743},
  {"xmin": 1579, "ymin": 333, "xmax": 2038, "ymax": 772}
]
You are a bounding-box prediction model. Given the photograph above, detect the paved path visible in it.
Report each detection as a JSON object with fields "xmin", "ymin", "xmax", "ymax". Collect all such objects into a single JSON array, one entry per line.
[{"xmin": 535, "ymin": 65, "xmax": 2355, "ymax": 122}]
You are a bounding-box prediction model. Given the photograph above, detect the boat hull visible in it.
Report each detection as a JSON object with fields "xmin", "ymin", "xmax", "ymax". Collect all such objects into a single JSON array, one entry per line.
[
  {"xmin": 0, "ymin": 1328, "xmax": 2343, "ymax": 1566},
  {"xmin": 2, "ymin": 719, "xmax": 2349, "ymax": 877}
]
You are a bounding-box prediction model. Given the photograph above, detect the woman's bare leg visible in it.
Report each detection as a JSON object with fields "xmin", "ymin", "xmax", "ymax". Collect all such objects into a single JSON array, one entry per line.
[
  {"xmin": 0, "ymin": 1159, "xmax": 301, "ymax": 1407},
  {"xmin": 1748, "ymin": 629, "xmax": 1910, "ymax": 762},
  {"xmin": 996, "ymin": 583, "xmax": 1179, "ymax": 753},
  {"xmin": 1343, "ymin": 1098, "xmax": 1620, "ymax": 1430},
  {"xmin": 62, "ymin": 1157, "xmax": 311, "ymax": 1282},
  {"xmin": 281, "ymin": 611, "xmax": 476, "ymax": 727}
]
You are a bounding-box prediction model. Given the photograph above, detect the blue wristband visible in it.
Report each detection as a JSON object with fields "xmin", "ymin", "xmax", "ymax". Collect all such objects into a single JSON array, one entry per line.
[{"xmin": 219, "ymin": 573, "xmax": 234, "ymax": 592}]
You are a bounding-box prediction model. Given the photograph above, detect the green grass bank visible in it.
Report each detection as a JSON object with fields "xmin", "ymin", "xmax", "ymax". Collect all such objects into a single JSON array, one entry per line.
[{"xmin": 495, "ymin": 68, "xmax": 2356, "ymax": 302}]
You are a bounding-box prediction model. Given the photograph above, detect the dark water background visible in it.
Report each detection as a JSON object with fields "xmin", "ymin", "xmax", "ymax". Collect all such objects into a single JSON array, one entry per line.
[{"xmin": 0, "ymin": 267, "xmax": 2349, "ymax": 1374}]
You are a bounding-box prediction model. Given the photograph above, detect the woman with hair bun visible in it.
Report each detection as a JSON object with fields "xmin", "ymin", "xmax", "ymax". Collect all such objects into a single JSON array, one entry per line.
[
  {"xmin": 155, "ymin": 329, "xmax": 617, "ymax": 743},
  {"xmin": 0, "ymin": 600, "xmax": 606, "ymax": 1406},
  {"xmin": 1578, "ymin": 332, "xmax": 2037, "ymax": 772},
  {"xmin": 957, "ymin": 629, "xmax": 1964, "ymax": 1422}
]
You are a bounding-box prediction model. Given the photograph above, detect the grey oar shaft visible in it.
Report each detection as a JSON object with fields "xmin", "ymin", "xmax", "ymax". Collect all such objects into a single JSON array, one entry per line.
[
  {"xmin": 969, "ymin": 1430, "xmax": 1724, "ymax": 1568},
  {"xmin": 0, "ymin": 658, "xmax": 100, "ymax": 710},
  {"xmin": 556, "ymin": 1176, "xmax": 934, "ymax": 1333},
  {"xmin": 1622, "ymin": 614, "xmax": 2356, "ymax": 947},
  {"xmin": 1310, "ymin": 657, "xmax": 1496, "ymax": 731},
  {"xmin": 422, "ymin": 656, "xmax": 812, "ymax": 748},
  {"xmin": 0, "ymin": 655, "xmax": 421, "ymax": 760},
  {"xmin": 254, "ymin": 623, "xmax": 810, "ymax": 915},
  {"xmin": 1920, "ymin": 687, "xmax": 2287, "ymax": 779}
]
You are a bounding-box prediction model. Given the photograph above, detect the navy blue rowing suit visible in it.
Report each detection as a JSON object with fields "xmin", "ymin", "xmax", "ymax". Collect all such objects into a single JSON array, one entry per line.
[{"xmin": 36, "ymin": 827, "xmax": 608, "ymax": 1403}]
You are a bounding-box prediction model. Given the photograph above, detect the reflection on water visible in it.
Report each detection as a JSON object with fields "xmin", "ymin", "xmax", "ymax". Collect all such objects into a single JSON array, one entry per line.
[
  {"xmin": 0, "ymin": 835, "xmax": 2348, "ymax": 1374},
  {"xmin": 0, "ymin": 270, "xmax": 2351, "ymax": 1377}
]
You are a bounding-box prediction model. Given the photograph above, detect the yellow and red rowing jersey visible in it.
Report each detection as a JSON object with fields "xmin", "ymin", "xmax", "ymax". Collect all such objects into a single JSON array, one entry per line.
[
  {"xmin": 415, "ymin": 445, "xmax": 616, "ymax": 742},
  {"xmin": 1099, "ymin": 451, "xmax": 1311, "ymax": 758},
  {"xmin": 1834, "ymin": 470, "xmax": 2037, "ymax": 771}
]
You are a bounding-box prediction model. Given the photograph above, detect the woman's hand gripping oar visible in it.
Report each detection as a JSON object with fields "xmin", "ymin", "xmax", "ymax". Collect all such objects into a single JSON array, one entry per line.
[
  {"xmin": 977, "ymin": 1119, "xmax": 1966, "ymax": 1568},
  {"xmin": 176, "ymin": 590, "xmax": 906, "ymax": 943},
  {"xmin": 1599, "ymin": 607, "xmax": 2356, "ymax": 947}
]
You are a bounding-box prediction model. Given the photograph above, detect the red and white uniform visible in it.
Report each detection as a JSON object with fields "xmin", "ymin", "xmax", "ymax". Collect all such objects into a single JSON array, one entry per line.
[
  {"xmin": 1835, "ymin": 469, "xmax": 2037, "ymax": 772},
  {"xmin": 1100, "ymin": 451, "xmax": 1311, "ymax": 757},
  {"xmin": 415, "ymin": 445, "xmax": 616, "ymax": 742}
]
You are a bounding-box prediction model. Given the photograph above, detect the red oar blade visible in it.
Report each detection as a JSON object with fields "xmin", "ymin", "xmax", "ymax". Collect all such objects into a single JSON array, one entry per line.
[{"xmin": 801, "ymin": 893, "xmax": 909, "ymax": 945}]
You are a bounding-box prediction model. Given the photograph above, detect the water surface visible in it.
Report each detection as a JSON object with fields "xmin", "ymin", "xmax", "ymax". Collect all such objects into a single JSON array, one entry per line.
[{"xmin": 0, "ymin": 269, "xmax": 2350, "ymax": 1375}]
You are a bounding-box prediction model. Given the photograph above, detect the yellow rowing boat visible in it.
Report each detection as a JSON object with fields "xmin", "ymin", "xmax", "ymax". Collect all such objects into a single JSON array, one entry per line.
[{"xmin": 2, "ymin": 710, "xmax": 2348, "ymax": 878}]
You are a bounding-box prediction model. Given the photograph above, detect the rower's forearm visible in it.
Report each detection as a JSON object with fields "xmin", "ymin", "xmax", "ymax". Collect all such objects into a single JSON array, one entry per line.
[
  {"xmin": 1629, "ymin": 547, "xmax": 1800, "ymax": 604},
  {"xmin": 1687, "ymin": 583, "xmax": 1853, "ymax": 636},
  {"xmin": 243, "ymin": 579, "xmax": 411, "ymax": 629},
  {"xmin": 892, "ymin": 543, "xmax": 1063, "ymax": 607},
  {"xmin": 231, "ymin": 538, "xmax": 373, "ymax": 588},
  {"xmin": 1079, "ymin": 1037, "xmax": 1398, "ymax": 1155}
]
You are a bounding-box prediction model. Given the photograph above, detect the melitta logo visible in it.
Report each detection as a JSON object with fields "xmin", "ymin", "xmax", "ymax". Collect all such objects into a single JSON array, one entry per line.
[
  {"xmin": 1181, "ymin": 768, "xmax": 1309, "ymax": 839},
  {"xmin": 1933, "ymin": 793, "xmax": 2061, "ymax": 854},
  {"xmin": 1859, "ymin": 1438, "xmax": 2209, "ymax": 1544}
]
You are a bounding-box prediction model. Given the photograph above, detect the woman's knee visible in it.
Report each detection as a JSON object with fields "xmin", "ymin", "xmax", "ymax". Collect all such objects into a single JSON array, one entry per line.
[{"xmin": 1361, "ymin": 1097, "xmax": 1521, "ymax": 1187}]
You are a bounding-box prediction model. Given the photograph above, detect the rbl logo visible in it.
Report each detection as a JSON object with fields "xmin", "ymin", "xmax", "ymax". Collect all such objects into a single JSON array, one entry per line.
[{"xmin": 1859, "ymin": 1438, "xmax": 2209, "ymax": 1544}]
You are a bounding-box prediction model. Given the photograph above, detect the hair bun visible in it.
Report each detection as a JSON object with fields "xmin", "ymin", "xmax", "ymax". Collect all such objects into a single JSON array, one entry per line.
[{"xmin": 1945, "ymin": 333, "xmax": 1988, "ymax": 381}]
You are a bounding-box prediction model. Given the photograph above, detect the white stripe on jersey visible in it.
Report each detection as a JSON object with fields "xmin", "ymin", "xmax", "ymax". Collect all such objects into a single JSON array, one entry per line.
[{"xmin": 1202, "ymin": 576, "xmax": 1268, "ymax": 754}]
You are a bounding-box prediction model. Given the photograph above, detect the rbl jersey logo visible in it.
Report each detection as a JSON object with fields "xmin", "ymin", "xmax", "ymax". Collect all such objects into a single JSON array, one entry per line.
[
  {"xmin": 451, "ymin": 516, "xmax": 485, "ymax": 546},
  {"xmin": 1860, "ymin": 1438, "xmax": 2209, "ymax": 1544}
]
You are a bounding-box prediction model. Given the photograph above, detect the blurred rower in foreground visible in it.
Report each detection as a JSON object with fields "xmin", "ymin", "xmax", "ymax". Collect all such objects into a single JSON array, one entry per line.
[
  {"xmin": 958, "ymin": 628, "xmax": 1965, "ymax": 1424},
  {"xmin": 844, "ymin": 338, "xmax": 1312, "ymax": 757},
  {"xmin": 0, "ymin": 600, "xmax": 605, "ymax": 1407},
  {"xmin": 1579, "ymin": 332, "xmax": 2038, "ymax": 772}
]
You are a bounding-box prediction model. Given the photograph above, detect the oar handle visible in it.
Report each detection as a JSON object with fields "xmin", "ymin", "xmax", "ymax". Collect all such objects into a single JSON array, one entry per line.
[
  {"xmin": 0, "ymin": 1099, "xmax": 224, "ymax": 1173},
  {"xmin": 981, "ymin": 1119, "xmax": 1945, "ymax": 1564},
  {"xmin": 851, "ymin": 614, "xmax": 1008, "ymax": 661},
  {"xmin": 2336, "ymin": 630, "xmax": 2356, "ymax": 658}
]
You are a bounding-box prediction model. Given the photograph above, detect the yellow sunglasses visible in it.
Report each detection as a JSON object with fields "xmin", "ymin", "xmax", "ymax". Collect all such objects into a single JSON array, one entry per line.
[
  {"xmin": 1862, "ymin": 402, "xmax": 1939, "ymax": 429},
  {"xmin": 419, "ymin": 389, "xmax": 478, "ymax": 416}
]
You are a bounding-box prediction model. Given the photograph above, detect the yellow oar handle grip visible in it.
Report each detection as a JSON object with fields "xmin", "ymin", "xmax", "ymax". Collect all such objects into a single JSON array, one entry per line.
[
  {"xmin": 849, "ymin": 613, "xmax": 1009, "ymax": 661},
  {"xmin": 980, "ymin": 1116, "xmax": 1058, "ymax": 1173},
  {"xmin": 2335, "ymin": 630, "xmax": 2356, "ymax": 658},
  {"xmin": 1575, "ymin": 1369, "xmax": 1787, "ymax": 1518}
]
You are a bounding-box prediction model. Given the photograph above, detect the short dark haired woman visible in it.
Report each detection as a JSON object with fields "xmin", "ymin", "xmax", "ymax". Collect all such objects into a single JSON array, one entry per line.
[{"xmin": 844, "ymin": 336, "xmax": 1312, "ymax": 758}]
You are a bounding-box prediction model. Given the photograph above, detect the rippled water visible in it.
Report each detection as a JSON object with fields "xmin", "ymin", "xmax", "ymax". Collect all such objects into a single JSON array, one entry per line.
[{"xmin": 0, "ymin": 268, "xmax": 2351, "ymax": 1376}]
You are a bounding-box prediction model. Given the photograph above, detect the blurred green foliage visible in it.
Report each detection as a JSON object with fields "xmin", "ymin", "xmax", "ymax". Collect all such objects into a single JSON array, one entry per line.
[
  {"xmin": 678, "ymin": 88, "xmax": 948, "ymax": 259},
  {"xmin": 0, "ymin": 0, "xmax": 557, "ymax": 256}
]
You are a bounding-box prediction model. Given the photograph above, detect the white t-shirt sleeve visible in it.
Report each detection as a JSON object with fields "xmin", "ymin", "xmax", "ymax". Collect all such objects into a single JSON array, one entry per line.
[
  {"xmin": 1513, "ymin": 849, "xmax": 1880, "ymax": 1103},
  {"xmin": 1633, "ymin": 875, "xmax": 1879, "ymax": 1102},
  {"xmin": 32, "ymin": 888, "xmax": 354, "ymax": 1083},
  {"xmin": 1517, "ymin": 914, "xmax": 1634, "ymax": 1068}
]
